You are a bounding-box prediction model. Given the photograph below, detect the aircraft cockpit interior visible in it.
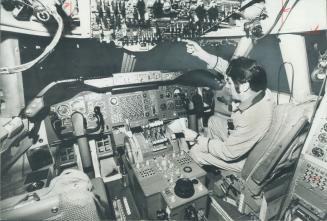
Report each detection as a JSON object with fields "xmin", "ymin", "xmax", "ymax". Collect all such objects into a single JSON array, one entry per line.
[{"xmin": 0, "ymin": 0, "xmax": 327, "ymax": 220}]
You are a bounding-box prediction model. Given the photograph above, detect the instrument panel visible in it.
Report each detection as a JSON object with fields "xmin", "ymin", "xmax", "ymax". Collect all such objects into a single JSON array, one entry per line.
[
  {"xmin": 307, "ymin": 117, "xmax": 327, "ymax": 162},
  {"xmin": 1, "ymin": 0, "xmax": 240, "ymax": 52},
  {"xmin": 50, "ymin": 92, "xmax": 109, "ymax": 132},
  {"xmin": 289, "ymin": 96, "xmax": 327, "ymax": 220},
  {"xmin": 109, "ymin": 85, "xmax": 196, "ymax": 126},
  {"xmin": 49, "ymin": 84, "xmax": 196, "ymax": 138},
  {"xmin": 90, "ymin": 0, "xmax": 240, "ymax": 50}
]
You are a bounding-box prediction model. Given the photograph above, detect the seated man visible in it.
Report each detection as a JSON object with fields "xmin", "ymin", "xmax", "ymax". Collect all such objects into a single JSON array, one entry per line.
[{"xmin": 183, "ymin": 40, "xmax": 275, "ymax": 172}]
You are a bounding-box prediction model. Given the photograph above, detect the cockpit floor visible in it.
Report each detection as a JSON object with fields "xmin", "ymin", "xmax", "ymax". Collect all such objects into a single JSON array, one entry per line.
[{"xmin": 203, "ymin": 166, "xmax": 253, "ymax": 221}]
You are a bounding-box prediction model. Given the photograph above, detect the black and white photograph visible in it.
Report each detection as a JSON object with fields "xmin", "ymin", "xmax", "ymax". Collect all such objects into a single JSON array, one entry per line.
[{"xmin": 0, "ymin": 0, "xmax": 326, "ymax": 220}]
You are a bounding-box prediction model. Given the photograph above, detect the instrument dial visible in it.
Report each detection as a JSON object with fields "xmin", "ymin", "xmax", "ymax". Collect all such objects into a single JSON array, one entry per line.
[
  {"xmin": 110, "ymin": 97, "xmax": 118, "ymax": 105},
  {"xmin": 318, "ymin": 133, "xmax": 327, "ymax": 143},
  {"xmin": 57, "ymin": 104, "xmax": 71, "ymax": 117},
  {"xmin": 173, "ymin": 88, "xmax": 181, "ymax": 96},
  {"xmin": 312, "ymin": 147, "xmax": 324, "ymax": 158}
]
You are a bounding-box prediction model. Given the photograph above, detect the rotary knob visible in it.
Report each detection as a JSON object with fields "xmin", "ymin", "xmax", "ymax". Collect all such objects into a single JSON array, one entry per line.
[
  {"xmin": 110, "ymin": 97, "xmax": 118, "ymax": 105},
  {"xmin": 312, "ymin": 147, "xmax": 324, "ymax": 158},
  {"xmin": 318, "ymin": 133, "xmax": 327, "ymax": 143}
]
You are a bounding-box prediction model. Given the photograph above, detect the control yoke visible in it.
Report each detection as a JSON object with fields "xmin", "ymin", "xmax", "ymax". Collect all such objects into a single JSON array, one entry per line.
[{"xmin": 71, "ymin": 112, "xmax": 93, "ymax": 170}]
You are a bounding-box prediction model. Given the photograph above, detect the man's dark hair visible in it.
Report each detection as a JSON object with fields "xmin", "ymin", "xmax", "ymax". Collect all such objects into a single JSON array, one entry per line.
[{"xmin": 226, "ymin": 57, "xmax": 267, "ymax": 92}]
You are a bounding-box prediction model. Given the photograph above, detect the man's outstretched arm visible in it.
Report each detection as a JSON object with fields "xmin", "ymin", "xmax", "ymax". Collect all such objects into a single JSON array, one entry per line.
[{"xmin": 182, "ymin": 39, "xmax": 229, "ymax": 75}]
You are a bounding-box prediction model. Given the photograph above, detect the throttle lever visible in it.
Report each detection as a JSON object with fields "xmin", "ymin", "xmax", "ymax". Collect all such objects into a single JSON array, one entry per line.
[{"xmin": 71, "ymin": 112, "xmax": 93, "ymax": 170}]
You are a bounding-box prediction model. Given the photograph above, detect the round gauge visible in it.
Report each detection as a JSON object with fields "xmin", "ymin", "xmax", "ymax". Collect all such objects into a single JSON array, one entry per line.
[
  {"xmin": 312, "ymin": 147, "xmax": 324, "ymax": 158},
  {"xmin": 110, "ymin": 97, "xmax": 118, "ymax": 105},
  {"xmin": 324, "ymin": 123, "xmax": 327, "ymax": 132},
  {"xmin": 57, "ymin": 104, "xmax": 70, "ymax": 117},
  {"xmin": 173, "ymin": 88, "xmax": 181, "ymax": 94},
  {"xmin": 173, "ymin": 88, "xmax": 182, "ymax": 98},
  {"xmin": 71, "ymin": 99, "xmax": 86, "ymax": 113},
  {"xmin": 318, "ymin": 133, "xmax": 327, "ymax": 143}
]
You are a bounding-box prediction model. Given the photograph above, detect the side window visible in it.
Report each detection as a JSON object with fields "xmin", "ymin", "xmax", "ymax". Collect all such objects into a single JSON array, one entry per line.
[
  {"xmin": 249, "ymin": 36, "xmax": 290, "ymax": 93},
  {"xmin": 249, "ymin": 33, "xmax": 326, "ymax": 96},
  {"xmin": 305, "ymin": 32, "xmax": 327, "ymax": 95}
]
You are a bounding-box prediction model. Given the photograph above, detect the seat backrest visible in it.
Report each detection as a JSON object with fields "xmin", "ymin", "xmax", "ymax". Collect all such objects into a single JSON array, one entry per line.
[
  {"xmin": 241, "ymin": 104, "xmax": 308, "ymax": 195},
  {"xmin": 0, "ymin": 170, "xmax": 108, "ymax": 220}
]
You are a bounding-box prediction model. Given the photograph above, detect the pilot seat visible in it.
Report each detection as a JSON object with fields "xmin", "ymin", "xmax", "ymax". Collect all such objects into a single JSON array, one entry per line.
[{"xmin": 210, "ymin": 103, "xmax": 309, "ymax": 220}]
